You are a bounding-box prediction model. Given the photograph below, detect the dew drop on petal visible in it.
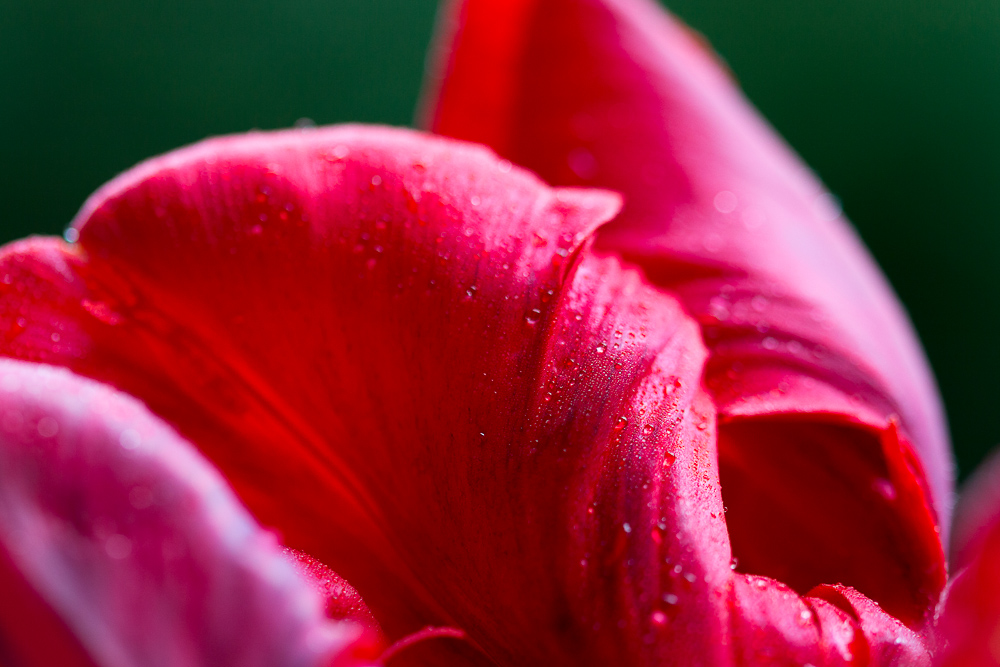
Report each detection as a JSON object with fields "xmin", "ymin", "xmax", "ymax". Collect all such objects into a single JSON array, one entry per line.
[
  {"xmin": 873, "ymin": 478, "xmax": 897, "ymax": 501},
  {"xmin": 119, "ymin": 428, "xmax": 141, "ymax": 450},
  {"xmin": 129, "ymin": 486, "xmax": 154, "ymax": 509},
  {"xmin": 567, "ymin": 147, "xmax": 598, "ymax": 180},
  {"xmin": 713, "ymin": 190, "xmax": 738, "ymax": 213},
  {"xmin": 36, "ymin": 416, "xmax": 58, "ymax": 438},
  {"xmin": 105, "ymin": 534, "xmax": 132, "ymax": 560}
]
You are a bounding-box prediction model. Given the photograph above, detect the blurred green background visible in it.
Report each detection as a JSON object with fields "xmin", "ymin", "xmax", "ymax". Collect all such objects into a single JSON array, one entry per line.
[{"xmin": 2, "ymin": 0, "xmax": 998, "ymax": 478}]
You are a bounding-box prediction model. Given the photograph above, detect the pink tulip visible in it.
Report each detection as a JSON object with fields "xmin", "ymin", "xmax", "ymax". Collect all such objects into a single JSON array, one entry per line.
[{"xmin": 0, "ymin": 0, "xmax": 957, "ymax": 664}]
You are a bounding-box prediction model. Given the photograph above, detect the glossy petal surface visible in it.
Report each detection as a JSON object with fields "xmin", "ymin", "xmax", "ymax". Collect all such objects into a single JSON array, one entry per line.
[
  {"xmin": 0, "ymin": 359, "xmax": 371, "ymax": 667},
  {"xmin": 0, "ymin": 126, "xmax": 721, "ymax": 663},
  {"xmin": 0, "ymin": 120, "xmax": 947, "ymax": 663},
  {"xmin": 934, "ymin": 451, "xmax": 1000, "ymax": 666},
  {"xmin": 423, "ymin": 0, "xmax": 947, "ymax": 628}
]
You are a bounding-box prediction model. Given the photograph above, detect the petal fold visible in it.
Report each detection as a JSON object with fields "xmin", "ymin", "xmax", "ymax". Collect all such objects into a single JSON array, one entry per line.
[
  {"xmin": 0, "ymin": 359, "xmax": 372, "ymax": 667},
  {"xmin": 422, "ymin": 0, "xmax": 948, "ymax": 625},
  {"xmin": 934, "ymin": 450, "xmax": 1000, "ymax": 666},
  {"xmin": 0, "ymin": 122, "xmax": 935, "ymax": 663}
]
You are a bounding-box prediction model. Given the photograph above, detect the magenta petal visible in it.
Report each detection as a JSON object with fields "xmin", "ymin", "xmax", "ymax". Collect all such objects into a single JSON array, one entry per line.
[
  {"xmin": 0, "ymin": 120, "xmax": 937, "ymax": 661},
  {"xmin": 423, "ymin": 0, "xmax": 948, "ymax": 625},
  {"xmin": 934, "ymin": 450, "xmax": 1000, "ymax": 666},
  {"xmin": 0, "ymin": 359, "xmax": 373, "ymax": 667}
]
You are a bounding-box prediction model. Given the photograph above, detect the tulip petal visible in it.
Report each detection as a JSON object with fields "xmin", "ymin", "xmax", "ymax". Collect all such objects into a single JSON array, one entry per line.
[
  {"xmin": 0, "ymin": 359, "xmax": 374, "ymax": 667},
  {"xmin": 0, "ymin": 124, "xmax": 940, "ymax": 662},
  {"xmin": 0, "ymin": 126, "xmax": 717, "ymax": 661},
  {"xmin": 934, "ymin": 450, "xmax": 1000, "ymax": 666},
  {"xmin": 422, "ymin": 0, "xmax": 947, "ymax": 625}
]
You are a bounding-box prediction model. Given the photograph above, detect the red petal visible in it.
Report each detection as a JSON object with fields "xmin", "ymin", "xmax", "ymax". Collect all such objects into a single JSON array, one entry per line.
[
  {"xmin": 423, "ymin": 0, "xmax": 947, "ymax": 625},
  {"xmin": 0, "ymin": 359, "xmax": 374, "ymax": 667},
  {"xmin": 3, "ymin": 126, "xmax": 728, "ymax": 661},
  {"xmin": 0, "ymin": 123, "xmax": 935, "ymax": 661},
  {"xmin": 283, "ymin": 548, "xmax": 383, "ymax": 635},
  {"xmin": 1, "ymin": 126, "xmax": 702, "ymax": 661},
  {"xmin": 809, "ymin": 585, "xmax": 931, "ymax": 666},
  {"xmin": 934, "ymin": 450, "xmax": 1000, "ymax": 666},
  {"xmin": 728, "ymin": 575, "xmax": 859, "ymax": 666}
]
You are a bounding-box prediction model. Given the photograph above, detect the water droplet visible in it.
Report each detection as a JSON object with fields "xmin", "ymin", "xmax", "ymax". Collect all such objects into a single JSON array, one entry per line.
[
  {"xmin": 36, "ymin": 416, "xmax": 59, "ymax": 438},
  {"xmin": 370, "ymin": 175, "xmax": 382, "ymax": 187},
  {"xmin": 105, "ymin": 534, "xmax": 132, "ymax": 560},
  {"xmin": 63, "ymin": 228, "xmax": 80, "ymax": 243},
  {"xmin": 596, "ymin": 343, "xmax": 606, "ymax": 354},
  {"xmin": 663, "ymin": 593, "xmax": 679, "ymax": 605},
  {"xmin": 129, "ymin": 486, "xmax": 154, "ymax": 509},
  {"xmin": 663, "ymin": 451, "xmax": 676, "ymax": 467},
  {"xmin": 714, "ymin": 190, "xmax": 738, "ymax": 213},
  {"xmin": 703, "ymin": 233, "xmax": 724, "ymax": 253},
  {"xmin": 497, "ymin": 159, "xmax": 512, "ymax": 173},
  {"xmin": 622, "ymin": 522, "xmax": 632, "ymax": 534},
  {"xmin": 750, "ymin": 295, "xmax": 769, "ymax": 312},
  {"xmin": 643, "ymin": 424, "xmax": 655, "ymax": 435},
  {"xmin": 650, "ymin": 610, "xmax": 668, "ymax": 626},
  {"xmin": 799, "ymin": 609, "xmax": 812, "ymax": 622},
  {"xmin": 119, "ymin": 429, "xmax": 141, "ymax": 450},
  {"xmin": 708, "ymin": 297, "xmax": 730, "ymax": 321},
  {"xmin": 761, "ymin": 336, "xmax": 779, "ymax": 350},
  {"xmin": 50, "ymin": 332, "xmax": 60, "ymax": 343},
  {"xmin": 873, "ymin": 478, "xmax": 897, "ymax": 501},
  {"xmin": 741, "ymin": 206, "xmax": 765, "ymax": 229},
  {"xmin": 567, "ymin": 147, "xmax": 598, "ymax": 180},
  {"xmin": 525, "ymin": 309, "xmax": 542, "ymax": 325},
  {"xmin": 813, "ymin": 192, "xmax": 842, "ymax": 222},
  {"xmin": 81, "ymin": 300, "xmax": 122, "ymax": 326},
  {"xmin": 470, "ymin": 195, "xmax": 481, "ymax": 206},
  {"xmin": 730, "ymin": 557, "xmax": 739, "ymax": 570},
  {"xmin": 612, "ymin": 416, "xmax": 628, "ymax": 433}
]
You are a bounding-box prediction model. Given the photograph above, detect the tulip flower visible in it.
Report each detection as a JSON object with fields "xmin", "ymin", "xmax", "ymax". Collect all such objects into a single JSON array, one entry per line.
[{"xmin": 0, "ymin": 0, "xmax": 958, "ymax": 664}]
